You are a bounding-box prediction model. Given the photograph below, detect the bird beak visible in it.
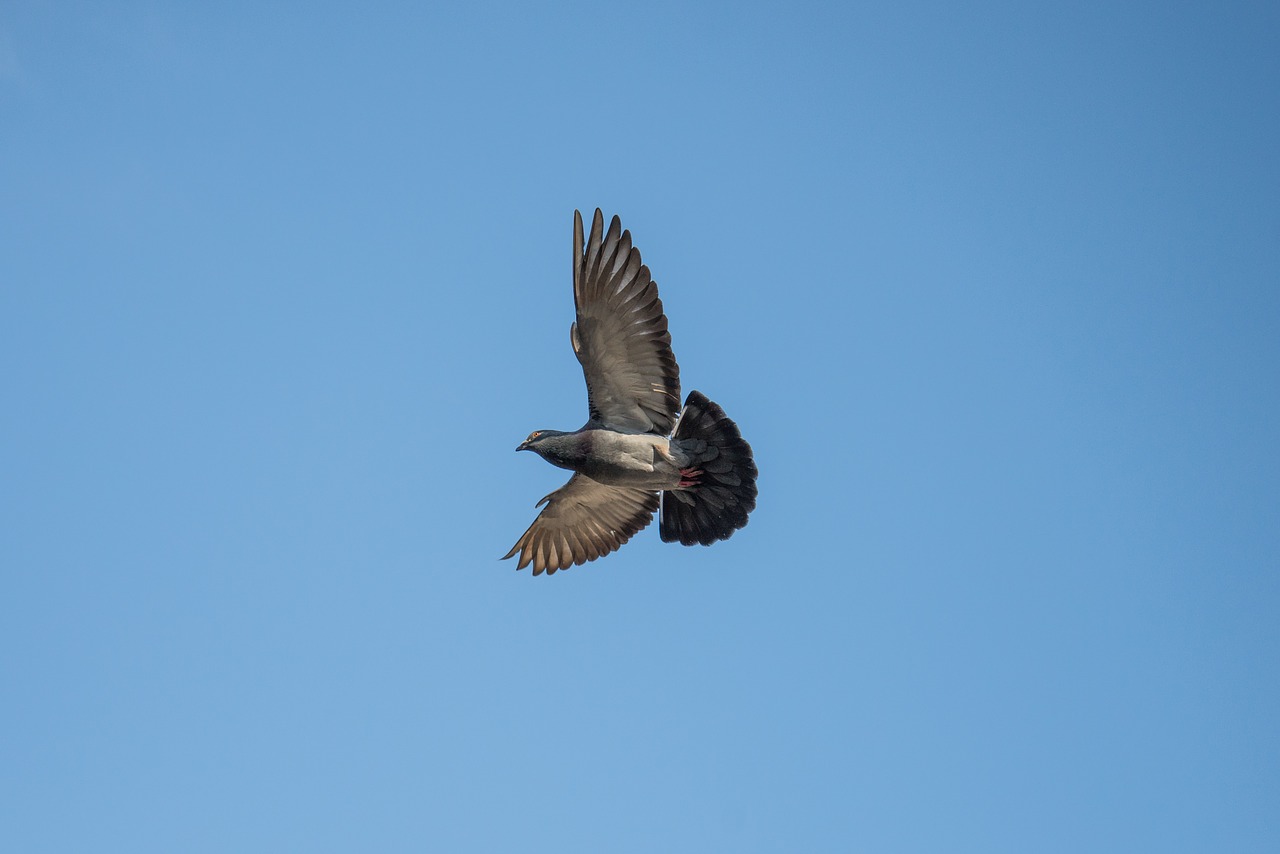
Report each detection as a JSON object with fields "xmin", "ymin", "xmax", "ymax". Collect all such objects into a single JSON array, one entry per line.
[{"xmin": 516, "ymin": 440, "xmax": 530, "ymax": 452}]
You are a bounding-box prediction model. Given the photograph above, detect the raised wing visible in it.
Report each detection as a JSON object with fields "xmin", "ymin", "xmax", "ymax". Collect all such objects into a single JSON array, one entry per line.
[
  {"xmin": 571, "ymin": 209, "xmax": 681, "ymax": 434},
  {"xmin": 502, "ymin": 473, "xmax": 659, "ymax": 575}
]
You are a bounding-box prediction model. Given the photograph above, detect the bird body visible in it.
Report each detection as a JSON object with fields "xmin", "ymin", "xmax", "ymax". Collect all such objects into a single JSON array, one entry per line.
[
  {"xmin": 520, "ymin": 429, "xmax": 689, "ymax": 490},
  {"xmin": 504, "ymin": 210, "xmax": 758, "ymax": 575}
]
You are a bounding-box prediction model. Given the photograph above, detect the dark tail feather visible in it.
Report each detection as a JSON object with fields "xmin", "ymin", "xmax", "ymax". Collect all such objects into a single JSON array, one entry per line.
[{"xmin": 660, "ymin": 390, "xmax": 758, "ymax": 546}]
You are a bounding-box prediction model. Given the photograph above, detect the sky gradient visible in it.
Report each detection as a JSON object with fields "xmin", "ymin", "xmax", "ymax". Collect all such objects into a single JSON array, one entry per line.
[{"xmin": 3, "ymin": 3, "xmax": 1278, "ymax": 852}]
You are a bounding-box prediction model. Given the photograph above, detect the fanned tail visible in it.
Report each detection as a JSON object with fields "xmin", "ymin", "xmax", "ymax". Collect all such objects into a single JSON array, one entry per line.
[{"xmin": 660, "ymin": 390, "xmax": 758, "ymax": 546}]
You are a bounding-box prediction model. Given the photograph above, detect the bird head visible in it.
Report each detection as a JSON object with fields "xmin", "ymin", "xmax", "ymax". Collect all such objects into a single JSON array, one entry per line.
[{"xmin": 516, "ymin": 430, "xmax": 563, "ymax": 452}]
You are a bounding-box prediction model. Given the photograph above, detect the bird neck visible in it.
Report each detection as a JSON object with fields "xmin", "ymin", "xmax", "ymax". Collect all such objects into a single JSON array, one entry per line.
[{"xmin": 537, "ymin": 432, "xmax": 591, "ymax": 471}]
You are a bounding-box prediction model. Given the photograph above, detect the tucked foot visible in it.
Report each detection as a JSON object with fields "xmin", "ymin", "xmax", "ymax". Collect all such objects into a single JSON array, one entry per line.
[{"xmin": 678, "ymin": 468, "xmax": 703, "ymax": 488}]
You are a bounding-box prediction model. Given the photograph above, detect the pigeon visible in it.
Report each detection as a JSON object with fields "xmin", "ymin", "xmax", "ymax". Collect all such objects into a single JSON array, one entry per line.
[{"xmin": 503, "ymin": 209, "xmax": 758, "ymax": 575}]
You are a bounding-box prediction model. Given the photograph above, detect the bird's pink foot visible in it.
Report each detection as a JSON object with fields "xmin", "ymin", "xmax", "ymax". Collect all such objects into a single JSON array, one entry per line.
[{"xmin": 678, "ymin": 468, "xmax": 703, "ymax": 488}]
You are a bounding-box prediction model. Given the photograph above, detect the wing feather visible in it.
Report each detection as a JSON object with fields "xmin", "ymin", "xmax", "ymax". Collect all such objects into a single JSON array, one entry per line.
[
  {"xmin": 571, "ymin": 209, "xmax": 681, "ymax": 434},
  {"xmin": 502, "ymin": 473, "xmax": 659, "ymax": 575}
]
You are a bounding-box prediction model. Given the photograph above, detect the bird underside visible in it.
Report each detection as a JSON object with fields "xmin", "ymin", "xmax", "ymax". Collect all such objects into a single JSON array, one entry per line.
[{"xmin": 574, "ymin": 430, "xmax": 689, "ymax": 491}]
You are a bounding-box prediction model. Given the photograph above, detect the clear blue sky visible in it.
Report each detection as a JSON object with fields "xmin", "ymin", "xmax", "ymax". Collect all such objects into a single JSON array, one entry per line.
[{"xmin": 3, "ymin": 2, "xmax": 1278, "ymax": 851}]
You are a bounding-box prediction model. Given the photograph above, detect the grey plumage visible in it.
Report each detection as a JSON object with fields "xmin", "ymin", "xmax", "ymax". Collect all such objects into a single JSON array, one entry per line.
[
  {"xmin": 571, "ymin": 209, "xmax": 680, "ymax": 434},
  {"xmin": 504, "ymin": 473, "xmax": 659, "ymax": 576},
  {"xmin": 504, "ymin": 210, "xmax": 757, "ymax": 575}
]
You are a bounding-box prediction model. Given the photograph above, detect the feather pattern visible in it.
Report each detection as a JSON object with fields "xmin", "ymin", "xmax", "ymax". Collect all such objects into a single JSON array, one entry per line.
[
  {"xmin": 571, "ymin": 209, "xmax": 681, "ymax": 434},
  {"xmin": 503, "ymin": 473, "xmax": 659, "ymax": 575}
]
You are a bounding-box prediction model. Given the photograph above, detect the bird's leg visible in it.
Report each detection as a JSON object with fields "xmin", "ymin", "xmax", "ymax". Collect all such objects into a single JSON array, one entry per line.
[{"xmin": 678, "ymin": 468, "xmax": 703, "ymax": 488}]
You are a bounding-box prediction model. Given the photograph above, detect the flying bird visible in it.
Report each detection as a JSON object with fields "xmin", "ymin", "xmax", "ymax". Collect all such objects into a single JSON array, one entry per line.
[{"xmin": 504, "ymin": 209, "xmax": 758, "ymax": 575}]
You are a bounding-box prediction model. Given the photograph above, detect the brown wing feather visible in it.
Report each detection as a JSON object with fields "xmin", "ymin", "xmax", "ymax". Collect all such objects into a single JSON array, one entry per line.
[
  {"xmin": 502, "ymin": 473, "xmax": 659, "ymax": 575},
  {"xmin": 571, "ymin": 209, "xmax": 681, "ymax": 434}
]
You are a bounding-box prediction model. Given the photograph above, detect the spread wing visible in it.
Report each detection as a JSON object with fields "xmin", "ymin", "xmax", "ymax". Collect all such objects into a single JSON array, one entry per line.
[
  {"xmin": 571, "ymin": 209, "xmax": 681, "ymax": 434},
  {"xmin": 502, "ymin": 473, "xmax": 659, "ymax": 575}
]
